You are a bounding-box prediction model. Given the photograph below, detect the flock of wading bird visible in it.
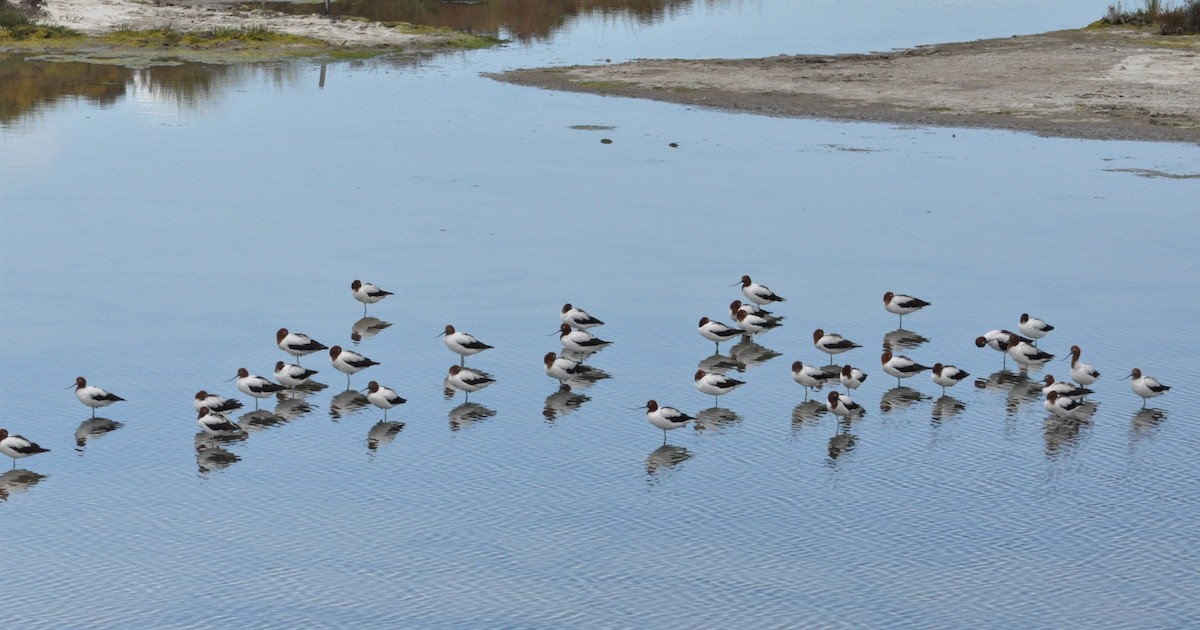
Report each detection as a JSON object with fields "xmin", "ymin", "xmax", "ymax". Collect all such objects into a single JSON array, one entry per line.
[{"xmin": 0, "ymin": 276, "xmax": 1175, "ymax": 470}]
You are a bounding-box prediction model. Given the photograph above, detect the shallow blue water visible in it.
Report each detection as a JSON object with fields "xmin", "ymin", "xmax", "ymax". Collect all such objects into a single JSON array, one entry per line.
[{"xmin": 2, "ymin": 1, "xmax": 1200, "ymax": 627}]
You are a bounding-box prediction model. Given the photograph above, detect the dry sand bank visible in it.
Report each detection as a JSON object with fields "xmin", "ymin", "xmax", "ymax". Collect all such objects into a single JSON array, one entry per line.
[{"xmin": 491, "ymin": 28, "xmax": 1200, "ymax": 144}]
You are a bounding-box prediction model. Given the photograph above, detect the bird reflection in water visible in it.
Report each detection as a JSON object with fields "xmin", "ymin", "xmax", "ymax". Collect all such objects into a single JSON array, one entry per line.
[
  {"xmin": 196, "ymin": 443, "xmax": 241, "ymax": 475},
  {"xmin": 74, "ymin": 417, "xmax": 123, "ymax": 452},
  {"xmin": 975, "ymin": 369, "xmax": 1024, "ymax": 392},
  {"xmin": 286, "ymin": 379, "xmax": 328, "ymax": 397},
  {"xmin": 697, "ymin": 353, "xmax": 746, "ymax": 375},
  {"xmin": 729, "ymin": 338, "xmax": 781, "ymax": 369},
  {"xmin": 274, "ymin": 396, "xmax": 315, "ymax": 421},
  {"xmin": 693, "ymin": 407, "xmax": 742, "ymax": 434},
  {"xmin": 931, "ymin": 395, "xmax": 967, "ymax": 422},
  {"xmin": 1067, "ymin": 401, "xmax": 1100, "ymax": 423},
  {"xmin": 1043, "ymin": 415, "xmax": 1091, "ymax": 459},
  {"xmin": 351, "ymin": 317, "xmax": 392, "ymax": 344},
  {"xmin": 791, "ymin": 400, "xmax": 828, "ymax": 434},
  {"xmin": 236, "ymin": 410, "xmax": 286, "ymax": 434},
  {"xmin": 561, "ymin": 370, "xmax": 611, "ymax": 391},
  {"xmin": 560, "ymin": 343, "xmax": 608, "ymax": 364},
  {"xmin": 1130, "ymin": 407, "xmax": 1168, "ymax": 445},
  {"xmin": 645, "ymin": 444, "xmax": 692, "ymax": 479},
  {"xmin": 543, "ymin": 386, "xmax": 590, "ymax": 423},
  {"xmin": 448, "ymin": 402, "xmax": 496, "ymax": 431},
  {"xmin": 0, "ymin": 469, "xmax": 48, "ymax": 501},
  {"xmin": 194, "ymin": 428, "xmax": 248, "ymax": 453},
  {"xmin": 330, "ymin": 389, "xmax": 371, "ymax": 421},
  {"xmin": 975, "ymin": 369, "xmax": 1041, "ymax": 416},
  {"xmin": 827, "ymin": 424, "xmax": 857, "ymax": 462},
  {"xmin": 367, "ymin": 421, "xmax": 405, "ymax": 453},
  {"xmin": 560, "ymin": 364, "xmax": 611, "ymax": 391},
  {"xmin": 880, "ymin": 386, "xmax": 929, "ymax": 414},
  {"xmin": 883, "ymin": 328, "xmax": 930, "ymax": 351}
]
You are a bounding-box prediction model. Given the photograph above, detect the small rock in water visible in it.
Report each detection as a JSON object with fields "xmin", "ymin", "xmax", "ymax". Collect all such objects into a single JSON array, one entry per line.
[
  {"xmin": 669, "ymin": 142, "xmax": 679, "ymax": 148},
  {"xmin": 600, "ymin": 138, "xmax": 613, "ymax": 144}
]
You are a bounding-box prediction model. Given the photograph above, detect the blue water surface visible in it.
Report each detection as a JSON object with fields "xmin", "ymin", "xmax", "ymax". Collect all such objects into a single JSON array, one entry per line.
[{"xmin": 2, "ymin": 1, "xmax": 1199, "ymax": 627}]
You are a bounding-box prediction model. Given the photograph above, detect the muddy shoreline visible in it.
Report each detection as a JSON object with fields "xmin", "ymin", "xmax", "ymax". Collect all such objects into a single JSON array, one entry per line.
[
  {"xmin": 4, "ymin": 0, "xmax": 497, "ymax": 63},
  {"xmin": 490, "ymin": 28, "xmax": 1200, "ymax": 144}
]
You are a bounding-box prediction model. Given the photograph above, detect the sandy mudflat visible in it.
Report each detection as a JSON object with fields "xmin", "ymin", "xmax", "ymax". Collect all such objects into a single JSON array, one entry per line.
[{"xmin": 490, "ymin": 28, "xmax": 1200, "ymax": 144}]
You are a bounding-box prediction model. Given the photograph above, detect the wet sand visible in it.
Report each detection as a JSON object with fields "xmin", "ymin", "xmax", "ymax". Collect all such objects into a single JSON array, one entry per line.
[{"xmin": 490, "ymin": 28, "xmax": 1200, "ymax": 144}]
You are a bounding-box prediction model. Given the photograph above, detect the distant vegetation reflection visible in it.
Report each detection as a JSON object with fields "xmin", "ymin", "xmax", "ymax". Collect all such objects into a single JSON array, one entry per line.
[
  {"xmin": 0, "ymin": 59, "xmax": 279, "ymax": 126},
  {"xmin": 247, "ymin": 0, "xmax": 723, "ymax": 43}
]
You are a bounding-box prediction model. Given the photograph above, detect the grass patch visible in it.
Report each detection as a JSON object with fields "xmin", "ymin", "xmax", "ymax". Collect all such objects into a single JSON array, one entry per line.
[
  {"xmin": 99, "ymin": 25, "xmax": 326, "ymax": 49},
  {"xmin": 0, "ymin": 0, "xmax": 79, "ymax": 40},
  {"xmin": 325, "ymin": 49, "xmax": 379, "ymax": 60},
  {"xmin": 386, "ymin": 22, "xmax": 500, "ymax": 49}
]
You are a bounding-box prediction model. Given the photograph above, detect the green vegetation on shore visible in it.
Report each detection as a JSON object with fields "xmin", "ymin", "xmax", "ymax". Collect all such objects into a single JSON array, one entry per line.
[
  {"xmin": 0, "ymin": 0, "xmax": 78, "ymax": 39},
  {"xmin": 1, "ymin": 0, "xmax": 498, "ymax": 61},
  {"xmin": 98, "ymin": 24, "xmax": 326, "ymax": 49},
  {"xmin": 1100, "ymin": 0, "xmax": 1200, "ymax": 34},
  {"xmin": 385, "ymin": 22, "xmax": 500, "ymax": 49}
]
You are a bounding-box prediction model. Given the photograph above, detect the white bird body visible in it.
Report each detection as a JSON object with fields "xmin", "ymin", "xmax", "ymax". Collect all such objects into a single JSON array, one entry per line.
[
  {"xmin": 813, "ymin": 329, "xmax": 861, "ymax": 358},
  {"xmin": 644, "ymin": 400, "xmax": 694, "ymax": 435},
  {"xmin": 440, "ymin": 325, "xmax": 493, "ymax": 361},
  {"xmin": 1044, "ymin": 391, "xmax": 1083, "ymax": 418},
  {"xmin": 235, "ymin": 368, "xmax": 286, "ymax": 400},
  {"xmin": 881, "ymin": 351, "xmax": 931, "ymax": 381},
  {"xmin": 275, "ymin": 361, "xmax": 318, "ymax": 389},
  {"xmin": 698, "ymin": 317, "xmax": 742, "ymax": 347},
  {"xmin": 276, "ymin": 328, "xmax": 328, "ymax": 360},
  {"xmin": 931, "ymin": 363, "xmax": 969, "ymax": 393},
  {"xmin": 330, "ymin": 346, "xmax": 380, "ymax": 376},
  {"xmin": 840, "ymin": 365, "xmax": 867, "ymax": 391},
  {"xmin": 883, "ymin": 292, "xmax": 931, "ymax": 318},
  {"xmin": 694, "ymin": 370, "xmax": 745, "ymax": 397},
  {"xmin": 447, "ymin": 365, "xmax": 495, "ymax": 394},
  {"xmin": 1042, "ymin": 375, "xmax": 1092, "ymax": 400},
  {"xmin": 792, "ymin": 361, "xmax": 834, "ymax": 391},
  {"xmin": 561, "ymin": 304, "xmax": 604, "ymax": 330},
  {"xmin": 1128, "ymin": 368, "xmax": 1170, "ymax": 406},
  {"xmin": 826, "ymin": 391, "xmax": 862, "ymax": 419},
  {"xmin": 557, "ymin": 324, "xmax": 611, "ymax": 353},
  {"xmin": 738, "ymin": 275, "xmax": 785, "ymax": 305},
  {"xmin": 1005, "ymin": 334, "xmax": 1054, "ymax": 367},
  {"xmin": 1019, "ymin": 313, "xmax": 1054, "ymax": 341},
  {"xmin": 975, "ymin": 329, "xmax": 1028, "ymax": 352},
  {"xmin": 0, "ymin": 429, "xmax": 50, "ymax": 467},
  {"xmin": 196, "ymin": 408, "xmax": 243, "ymax": 437},
  {"xmin": 735, "ymin": 310, "xmax": 772, "ymax": 335},
  {"xmin": 729, "ymin": 300, "xmax": 767, "ymax": 317},
  {"xmin": 73, "ymin": 377, "xmax": 125, "ymax": 416},
  {"xmin": 351, "ymin": 280, "xmax": 392, "ymax": 308},
  {"xmin": 544, "ymin": 352, "xmax": 588, "ymax": 383},
  {"xmin": 365, "ymin": 381, "xmax": 407, "ymax": 419},
  {"xmin": 193, "ymin": 391, "xmax": 243, "ymax": 414},
  {"xmin": 1068, "ymin": 346, "xmax": 1100, "ymax": 387}
]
